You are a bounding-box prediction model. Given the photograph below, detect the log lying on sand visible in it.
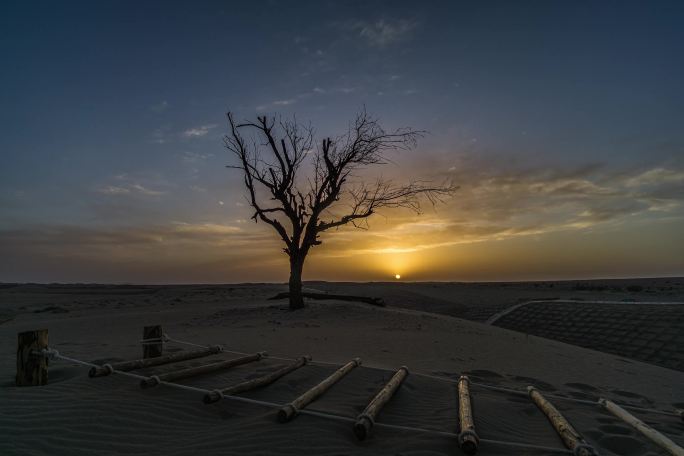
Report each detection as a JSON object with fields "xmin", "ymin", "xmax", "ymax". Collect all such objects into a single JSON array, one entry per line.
[
  {"xmin": 268, "ymin": 292, "xmax": 385, "ymax": 307},
  {"xmin": 89, "ymin": 345, "xmax": 224, "ymax": 377},
  {"xmin": 600, "ymin": 398, "xmax": 684, "ymax": 456},
  {"xmin": 457, "ymin": 376, "xmax": 479, "ymax": 455},
  {"xmin": 278, "ymin": 358, "xmax": 361, "ymax": 422},
  {"xmin": 354, "ymin": 366, "xmax": 409, "ymax": 441},
  {"xmin": 140, "ymin": 352, "xmax": 266, "ymax": 388},
  {"xmin": 528, "ymin": 387, "xmax": 598, "ymax": 456},
  {"xmin": 204, "ymin": 356, "xmax": 311, "ymax": 404}
]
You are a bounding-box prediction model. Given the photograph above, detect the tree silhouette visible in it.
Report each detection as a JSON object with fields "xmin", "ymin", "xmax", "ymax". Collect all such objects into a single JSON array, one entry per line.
[{"xmin": 225, "ymin": 110, "xmax": 455, "ymax": 309}]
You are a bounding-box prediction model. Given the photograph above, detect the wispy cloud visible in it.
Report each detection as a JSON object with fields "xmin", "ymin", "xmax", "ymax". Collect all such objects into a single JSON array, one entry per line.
[
  {"xmin": 150, "ymin": 126, "xmax": 170, "ymax": 144},
  {"xmin": 150, "ymin": 100, "xmax": 169, "ymax": 113},
  {"xmin": 0, "ymin": 222, "xmax": 275, "ymax": 258},
  {"xmin": 350, "ymin": 18, "xmax": 419, "ymax": 47},
  {"xmin": 128, "ymin": 184, "xmax": 165, "ymax": 196},
  {"xmin": 624, "ymin": 167, "xmax": 684, "ymax": 187},
  {"xmin": 182, "ymin": 151, "xmax": 214, "ymax": 163},
  {"xmin": 98, "ymin": 185, "xmax": 131, "ymax": 195},
  {"xmin": 273, "ymin": 99, "xmax": 296, "ymax": 106},
  {"xmin": 97, "ymin": 179, "xmax": 166, "ymax": 197},
  {"xmin": 182, "ymin": 124, "xmax": 217, "ymax": 138},
  {"xmin": 257, "ymin": 98, "xmax": 300, "ymax": 111},
  {"xmin": 308, "ymin": 163, "xmax": 684, "ymax": 259}
]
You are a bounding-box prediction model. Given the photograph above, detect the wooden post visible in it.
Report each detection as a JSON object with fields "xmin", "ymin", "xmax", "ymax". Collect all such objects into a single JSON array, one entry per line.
[
  {"xmin": 142, "ymin": 325, "xmax": 163, "ymax": 359},
  {"xmin": 457, "ymin": 376, "xmax": 479, "ymax": 455},
  {"xmin": 139, "ymin": 352, "xmax": 266, "ymax": 388},
  {"xmin": 16, "ymin": 329, "xmax": 49, "ymax": 386},
  {"xmin": 600, "ymin": 398, "xmax": 684, "ymax": 456},
  {"xmin": 278, "ymin": 358, "xmax": 361, "ymax": 422},
  {"xmin": 89, "ymin": 345, "xmax": 223, "ymax": 377},
  {"xmin": 528, "ymin": 387, "xmax": 597, "ymax": 456},
  {"xmin": 204, "ymin": 355, "xmax": 311, "ymax": 404},
  {"xmin": 354, "ymin": 366, "xmax": 409, "ymax": 441}
]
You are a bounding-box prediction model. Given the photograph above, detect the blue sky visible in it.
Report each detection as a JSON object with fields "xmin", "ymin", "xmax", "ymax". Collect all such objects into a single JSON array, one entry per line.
[{"xmin": 1, "ymin": 1, "xmax": 683, "ymax": 282}]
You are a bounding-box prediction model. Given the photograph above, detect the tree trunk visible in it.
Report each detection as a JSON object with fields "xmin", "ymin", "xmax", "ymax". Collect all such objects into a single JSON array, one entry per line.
[{"xmin": 288, "ymin": 255, "xmax": 305, "ymax": 310}]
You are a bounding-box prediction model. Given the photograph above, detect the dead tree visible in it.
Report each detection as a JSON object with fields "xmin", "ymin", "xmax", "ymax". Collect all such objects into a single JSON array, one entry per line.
[{"xmin": 225, "ymin": 110, "xmax": 455, "ymax": 310}]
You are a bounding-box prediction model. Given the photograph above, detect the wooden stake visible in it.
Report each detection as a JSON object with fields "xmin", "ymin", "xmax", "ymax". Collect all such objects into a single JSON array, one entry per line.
[
  {"xmin": 354, "ymin": 366, "xmax": 409, "ymax": 441},
  {"xmin": 528, "ymin": 387, "xmax": 597, "ymax": 456},
  {"xmin": 89, "ymin": 345, "xmax": 223, "ymax": 377},
  {"xmin": 142, "ymin": 325, "xmax": 163, "ymax": 359},
  {"xmin": 457, "ymin": 376, "xmax": 479, "ymax": 455},
  {"xmin": 278, "ymin": 358, "xmax": 361, "ymax": 422},
  {"xmin": 139, "ymin": 352, "xmax": 266, "ymax": 388},
  {"xmin": 204, "ymin": 355, "xmax": 311, "ymax": 404},
  {"xmin": 16, "ymin": 329, "xmax": 49, "ymax": 386},
  {"xmin": 600, "ymin": 398, "xmax": 684, "ymax": 456}
]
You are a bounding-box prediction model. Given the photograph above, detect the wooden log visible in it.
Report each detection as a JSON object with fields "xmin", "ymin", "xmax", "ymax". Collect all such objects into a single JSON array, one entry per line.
[
  {"xmin": 354, "ymin": 366, "xmax": 409, "ymax": 441},
  {"xmin": 142, "ymin": 325, "xmax": 163, "ymax": 359},
  {"xmin": 268, "ymin": 291, "xmax": 385, "ymax": 307},
  {"xmin": 16, "ymin": 329, "xmax": 49, "ymax": 386},
  {"xmin": 89, "ymin": 345, "xmax": 224, "ymax": 377},
  {"xmin": 600, "ymin": 398, "xmax": 684, "ymax": 456},
  {"xmin": 139, "ymin": 352, "xmax": 266, "ymax": 388},
  {"xmin": 528, "ymin": 387, "xmax": 597, "ymax": 456},
  {"xmin": 457, "ymin": 376, "xmax": 479, "ymax": 455},
  {"xmin": 278, "ymin": 358, "xmax": 361, "ymax": 422},
  {"xmin": 204, "ymin": 355, "xmax": 311, "ymax": 404}
]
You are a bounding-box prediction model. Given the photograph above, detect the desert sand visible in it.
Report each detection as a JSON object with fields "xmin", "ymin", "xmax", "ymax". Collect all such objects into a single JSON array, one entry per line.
[{"xmin": 1, "ymin": 281, "xmax": 683, "ymax": 455}]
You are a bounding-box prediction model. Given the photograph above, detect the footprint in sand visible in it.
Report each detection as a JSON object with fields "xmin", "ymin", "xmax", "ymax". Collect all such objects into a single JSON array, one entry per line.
[
  {"xmin": 611, "ymin": 389, "xmax": 653, "ymax": 406},
  {"xmin": 586, "ymin": 433, "xmax": 648, "ymax": 456},
  {"xmin": 565, "ymin": 382, "xmax": 599, "ymax": 392},
  {"xmin": 511, "ymin": 375, "xmax": 555, "ymax": 391},
  {"xmin": 464, "ymin": 369, "xmax": 503, "ymax": 381},
  {"xmin": 612, "ymin": 389, "xmax": 646, "ymax": 399}
]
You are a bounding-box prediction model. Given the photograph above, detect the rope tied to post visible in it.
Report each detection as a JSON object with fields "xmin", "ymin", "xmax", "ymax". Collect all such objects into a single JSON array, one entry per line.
[
  {"xmin": 36, "ymin": 348, "xmax": 60, "ymax": 360},
  {"xmin": 140, "ymin": 334, "xmax": 170, "ymax": 345}
]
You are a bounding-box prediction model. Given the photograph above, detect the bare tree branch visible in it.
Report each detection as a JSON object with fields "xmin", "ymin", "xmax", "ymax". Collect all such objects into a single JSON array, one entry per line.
[{"xmin": 224, "ymin": 109, "xmax": 457, "ymax": 309}]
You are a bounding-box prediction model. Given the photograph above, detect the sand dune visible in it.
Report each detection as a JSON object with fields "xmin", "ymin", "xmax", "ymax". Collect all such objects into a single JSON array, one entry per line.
[{"xmin": 1, "ymin": 283, "xmax": 683, "ymax": 455}]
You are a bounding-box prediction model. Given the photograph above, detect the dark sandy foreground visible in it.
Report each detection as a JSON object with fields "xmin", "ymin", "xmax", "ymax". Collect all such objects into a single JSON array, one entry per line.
[{"xmin": 1, "ymin": 283, "xmax": 683, "ymax": 455}]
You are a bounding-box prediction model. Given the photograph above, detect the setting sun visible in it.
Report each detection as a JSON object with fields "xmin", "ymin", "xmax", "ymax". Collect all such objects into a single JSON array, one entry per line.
[{"xmin": 395, "ymin": 274, "xmax": 401, "ymax": 280}]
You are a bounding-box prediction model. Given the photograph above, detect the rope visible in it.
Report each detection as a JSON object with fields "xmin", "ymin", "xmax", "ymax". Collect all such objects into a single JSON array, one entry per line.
[
  {"xmin": 140, "ymin": 336, "xmax": 167, "ymax": 345},
  {"xmin": 40, "ymin": 349, "xmax": 572, "ymax": 454},
  {"xmin": 42, "ymin": 349, "xmax": 149, "ymax": 381},
  {"xmin": 54, "ymin": 350, "xmax": 679, "ymax": 454},
  {"xmin": 113, "ymin": 333, "xmax": 684, "ymax": 418},
  {"xmin": 468, "ymin": 380, "xmax": 680, "ymax": 418},
  {"xmin": 163, "ymin": 334, "xmax": 211, "ymax": 350},
  {"xmin": 198, "ymin": 343, "xmax": 679, "ymax": 418},
  {"xmin": 41, "ymin": 347, "xmax": 575, "ymax": 453}
]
